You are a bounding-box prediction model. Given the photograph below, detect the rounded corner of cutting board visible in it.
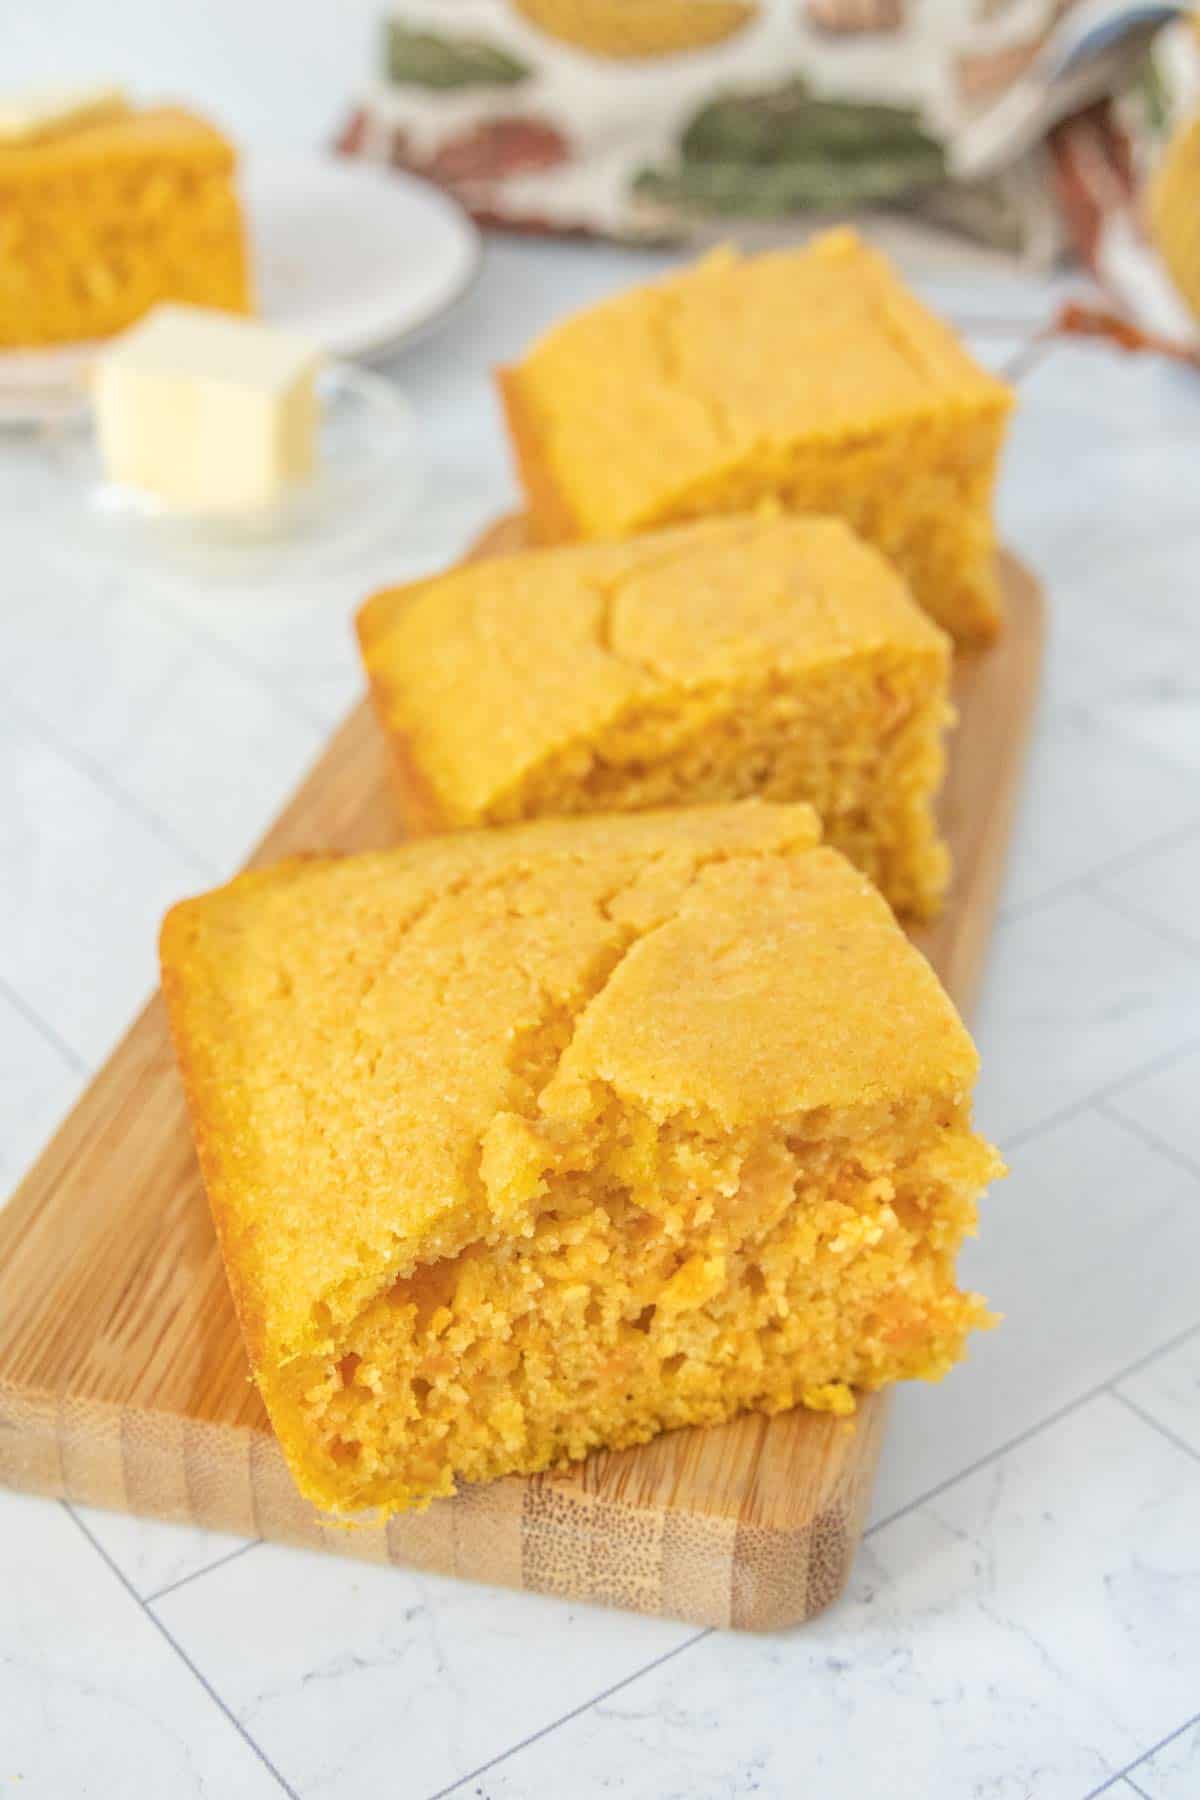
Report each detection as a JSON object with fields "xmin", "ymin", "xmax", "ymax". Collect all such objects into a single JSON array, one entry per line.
[{"xmin": 375, "ymin": 1388, "xmax": 890, "ymax": 1630}]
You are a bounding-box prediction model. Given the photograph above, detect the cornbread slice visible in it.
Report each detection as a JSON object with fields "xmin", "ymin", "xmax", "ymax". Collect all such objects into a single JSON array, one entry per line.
[
  {"xmin": 1151, "ymin": 112, "xmax": 1200, "ymax": 324},
  {"xmin": 161, "ymin": 805, "xmax": 1002, "ymax": 1517},
  {"xmin": 358, "ymin": 514, "xmax": 952, "ymax": 918},
  {"xmin": 499, "ymin": 228, "xmax": 1014, "ymax": 642},
  {"xmin": 0, "ymin": 105, "xmax": 250, "ymax": 348}
]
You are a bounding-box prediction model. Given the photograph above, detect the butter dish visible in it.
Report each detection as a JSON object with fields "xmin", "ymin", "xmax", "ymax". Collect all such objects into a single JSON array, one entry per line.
[{"xmin": 46, "ymin": 353, "xmax": 419, "ymax": 578}]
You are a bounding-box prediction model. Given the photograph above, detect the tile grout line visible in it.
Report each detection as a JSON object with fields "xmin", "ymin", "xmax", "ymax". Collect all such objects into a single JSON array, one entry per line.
[
  {"xmin": 428, "ymin": 1297, "xmax": 1200, "ymax": 1800},
  {"xmin": 1084, "ymin": 814, "xmax": 1200, "ymax": 889},
  {"xmin": 3, "ymin": 687, "xmax": 217, "ymax": 880},
  {"xmin": 37, "ymin": 531, "xmax": 340, "ymax": 737},
  {"xmin": 1097, "ymin": 1098, "xmax": 1200, "ymax": 1187},
  {"xmin": 0, "ymin": 970, "xmax": 90, "ymax": 1076},
  {"xmin": 423, "ymin": 1286, "xmax": 1200, "ymax": 1800},
  {"xmin": 1107, "ymin": 1387, "xmax": 1200, "ymax": 1468},
  {"xmin": 1080, "ymin": 1706, "xmax": 1200, "ymax": 1800},
  {"xmin": 47, "ymin": 1312, "xmax": 1200, "ymax": 1800},
  {"xmin": 1001, "ymin": 1040, "xmax": 1200, "ymax": 1153},
  {"xmin": 64, "ymin": 1503, "xmax": 301, "ymax": 1800},
  {"xmin": 153, "ymin": 603, "xmax": 341, "ymax": 736},
  {"xmin": 426, "ymin": 1627, "xmax": 712, "ymax": 1800},
  {"xmin": 1093, "ymin": 1316, "xmax": 1200, "ymax": 1393},
  {"xmin": 59, "ymin": 1334, "xmax": 1198, "ymax": 1800},
  {"xmin": 867, "ymin": 1391, "xmax": 1100, "ymax": 1540},
  {"xmin": 868, "ymin": 1313, "xmax": 1200, "ymax": 1541},
  {"xmin": 1000, "ymin": 814, "xmax": 1200, "ymax": 927},
  {"xmin": 144, "ymin": 1538, "xmax": 263, "ymax": 1607},
  {"xmin": 1077, "ymin": 682, "xmax": 1200, "ymax": 786},
  {"xmin": 999, "ymin": 1096, "xmax": 1104, "ymax": 1155},
  {"xmin": 1086, "ymin": 883, "xmax": 1200, "ymax": 964}
]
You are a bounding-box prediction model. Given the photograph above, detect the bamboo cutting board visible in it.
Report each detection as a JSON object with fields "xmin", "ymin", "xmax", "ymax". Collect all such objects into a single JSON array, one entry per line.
[{"xmin": 0, "ymin": 528, "xmax": 1042, "ymax": 1632}]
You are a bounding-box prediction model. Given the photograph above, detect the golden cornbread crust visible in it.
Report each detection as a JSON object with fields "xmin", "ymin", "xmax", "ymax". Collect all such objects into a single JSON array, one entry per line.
[
  {"xmin": 498, "ymin": 229, "xmax": 1014, "ymax": 642},
  {"xmin": 161, "ymin": 806, "xmax": 1002, "ymax": 1517},
  {"xmin": 498, "ymin": 366, "xmax": 581, "ymax": 547},
  {"xmin": 383, "ymin": 727, "xmax": 448, "ymax": 838},
  {"xmin": 358, "ymin": 515, "xmax": 952, "ymax": 918},
  {"xmin": 0, "ymin": 105, "xmax": 250, "ymax": 347}
]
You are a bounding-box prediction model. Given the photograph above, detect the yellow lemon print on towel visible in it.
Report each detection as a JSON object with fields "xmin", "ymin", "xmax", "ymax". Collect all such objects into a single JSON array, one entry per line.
[{"xmin": 511, "ymin": 0, "xmax": 757, "ymax": 59}]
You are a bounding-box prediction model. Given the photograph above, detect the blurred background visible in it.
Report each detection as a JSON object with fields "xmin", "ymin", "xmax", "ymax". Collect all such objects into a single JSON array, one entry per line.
[
  {"xmin": 1, "ymin": 2, "xmax": 381, "ymax": 147},
  {"xmin": 7, "ymin": 0, "xmax": 1200, "ymax": 310}
]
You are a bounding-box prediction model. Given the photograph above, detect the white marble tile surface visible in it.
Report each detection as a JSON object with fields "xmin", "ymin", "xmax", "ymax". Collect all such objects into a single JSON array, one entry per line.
[
  {"xmin": 972, "ymin": 890, "xmax": 1200, "ymax": 1143},
  {"xmin": 1093, "ymin": 685, "xmax": 1200, "ymax": 781},
  {"xmin": 994, "ymin": 346, "xmax": 1200, "ymax": 718},
  {"xmin": 0, "ymin": 1491, "xmax": 282, "ymax": 1799},
  {"xmin": 96, "ymin": 654, "xmax": 325, "ymax": 878},
  {"xmin": 1105, "ymin": 1045, "xmax": 1200, "ymax": 1174},
  {"xmin": 156, "ymin": 1547, "xmax": 693, "ymax": 1800},
  {"xmin": 870, "ymin": 1106, "xmax": 1200, "ymax": 1523},
  {"xmin": 74, "ymin": 1504, "xmax": 256, "ymax": 1604},
  {"xmin": 1097, "ymin": 827, "xmax": 1200, "ymax": 957},
  {"xmin": 3, "ymin": 209, "xmax": 1200, "ymax": 1799},
  {"xmin": 998, "ymin": 709, "xmax": 1200, "ymax": 916},
  {"xmin": 1116, "ymin": 1332, "xmax": 1200, "ymax": 1459},
  {"xmin": 1129, "ymin": 1720, "xmax": 1200, "ymax": 1798},
  {"xmin": 465, "ymin": 1400, "xmax": 1200, "ymax": 1800},
  {"xmin": 0, "ymin": 986, "xmax": 84, "ymax": 1195},
  {"xmin": 2, "ymin": 556, "xmax": 197, "ymax": 775},
  {"xmin": 0, "ymin": 710, "xmax": 202, "ymax": 1067}
]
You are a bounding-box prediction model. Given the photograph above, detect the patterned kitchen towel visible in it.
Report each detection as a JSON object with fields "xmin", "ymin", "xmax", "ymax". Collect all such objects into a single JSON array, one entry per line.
[
  {"xmin": 336, "ymin": 0, "xmax": 1188, "ymax": 258},
  {"xmin": 1037, "ymin": 18, "xmax": 1200, "ymax": 351}
]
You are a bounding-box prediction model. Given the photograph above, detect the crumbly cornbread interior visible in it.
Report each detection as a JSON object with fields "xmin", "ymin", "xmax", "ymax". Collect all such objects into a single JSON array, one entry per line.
[
  {"xmin": 0, "ymin": 107, "xmax": 249, "ymax": 348},
  {"xmin": 359, "ymin": 516, "xmax": 951, "ymax": 918},
  {"xmin": 161, "ymin": 806, "xmax": 1001, "ymax": 1516},
  {"xmin": 502, "ymin": 229, "xmax": 1013, "ymax": 640}
]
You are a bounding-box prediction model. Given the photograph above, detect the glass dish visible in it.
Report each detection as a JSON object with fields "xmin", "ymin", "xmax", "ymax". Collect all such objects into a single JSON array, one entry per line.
[{"xmin": 44, "ymin": 362, "xmax": 422, "ymax": 581}]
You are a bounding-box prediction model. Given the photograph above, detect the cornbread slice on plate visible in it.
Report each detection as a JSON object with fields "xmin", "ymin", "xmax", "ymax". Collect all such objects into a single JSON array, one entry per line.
[
  {"xmin": 358, "ymin": 513, "xmax": 952, "ymax": 919},
  {"xmin": 499, "ymin": 228, "xmax": 1014, "ymax": 642},
  {"xmin": 161, "ymin": 804, "xmax": 1002, "ymax": 1517},
  {"xmin": 0, "ymin": 105, "xmax": 250, "ymax": 348}
]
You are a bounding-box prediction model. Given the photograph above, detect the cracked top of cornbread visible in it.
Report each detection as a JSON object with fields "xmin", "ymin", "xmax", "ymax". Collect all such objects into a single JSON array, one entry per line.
[
  {"xmin": 161, "ymin": 804, "xmax": 979, "ymax": 1373},
  {"xmin": 358, "ymin": 513, "xmax": 948, "ymax": 830},
  {"xmin": 500, "ymin": 227, "xmax": 1013, "ymax": 543}
]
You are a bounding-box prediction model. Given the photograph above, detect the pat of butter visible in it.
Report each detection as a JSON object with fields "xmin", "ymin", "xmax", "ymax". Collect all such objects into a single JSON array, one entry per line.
[
  {"xmin": 0, "ymin": 84, "xmax": 129, "ymax": 146},
  {"xmin": 94, "ymin": 305, "xmax": 323, "ymax": 515}
]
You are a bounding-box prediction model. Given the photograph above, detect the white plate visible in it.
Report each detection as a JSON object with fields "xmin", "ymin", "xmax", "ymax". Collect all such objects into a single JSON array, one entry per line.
[{"xmin": 0, "ymin": 151, "xmax": 481, "ymax": 428}]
